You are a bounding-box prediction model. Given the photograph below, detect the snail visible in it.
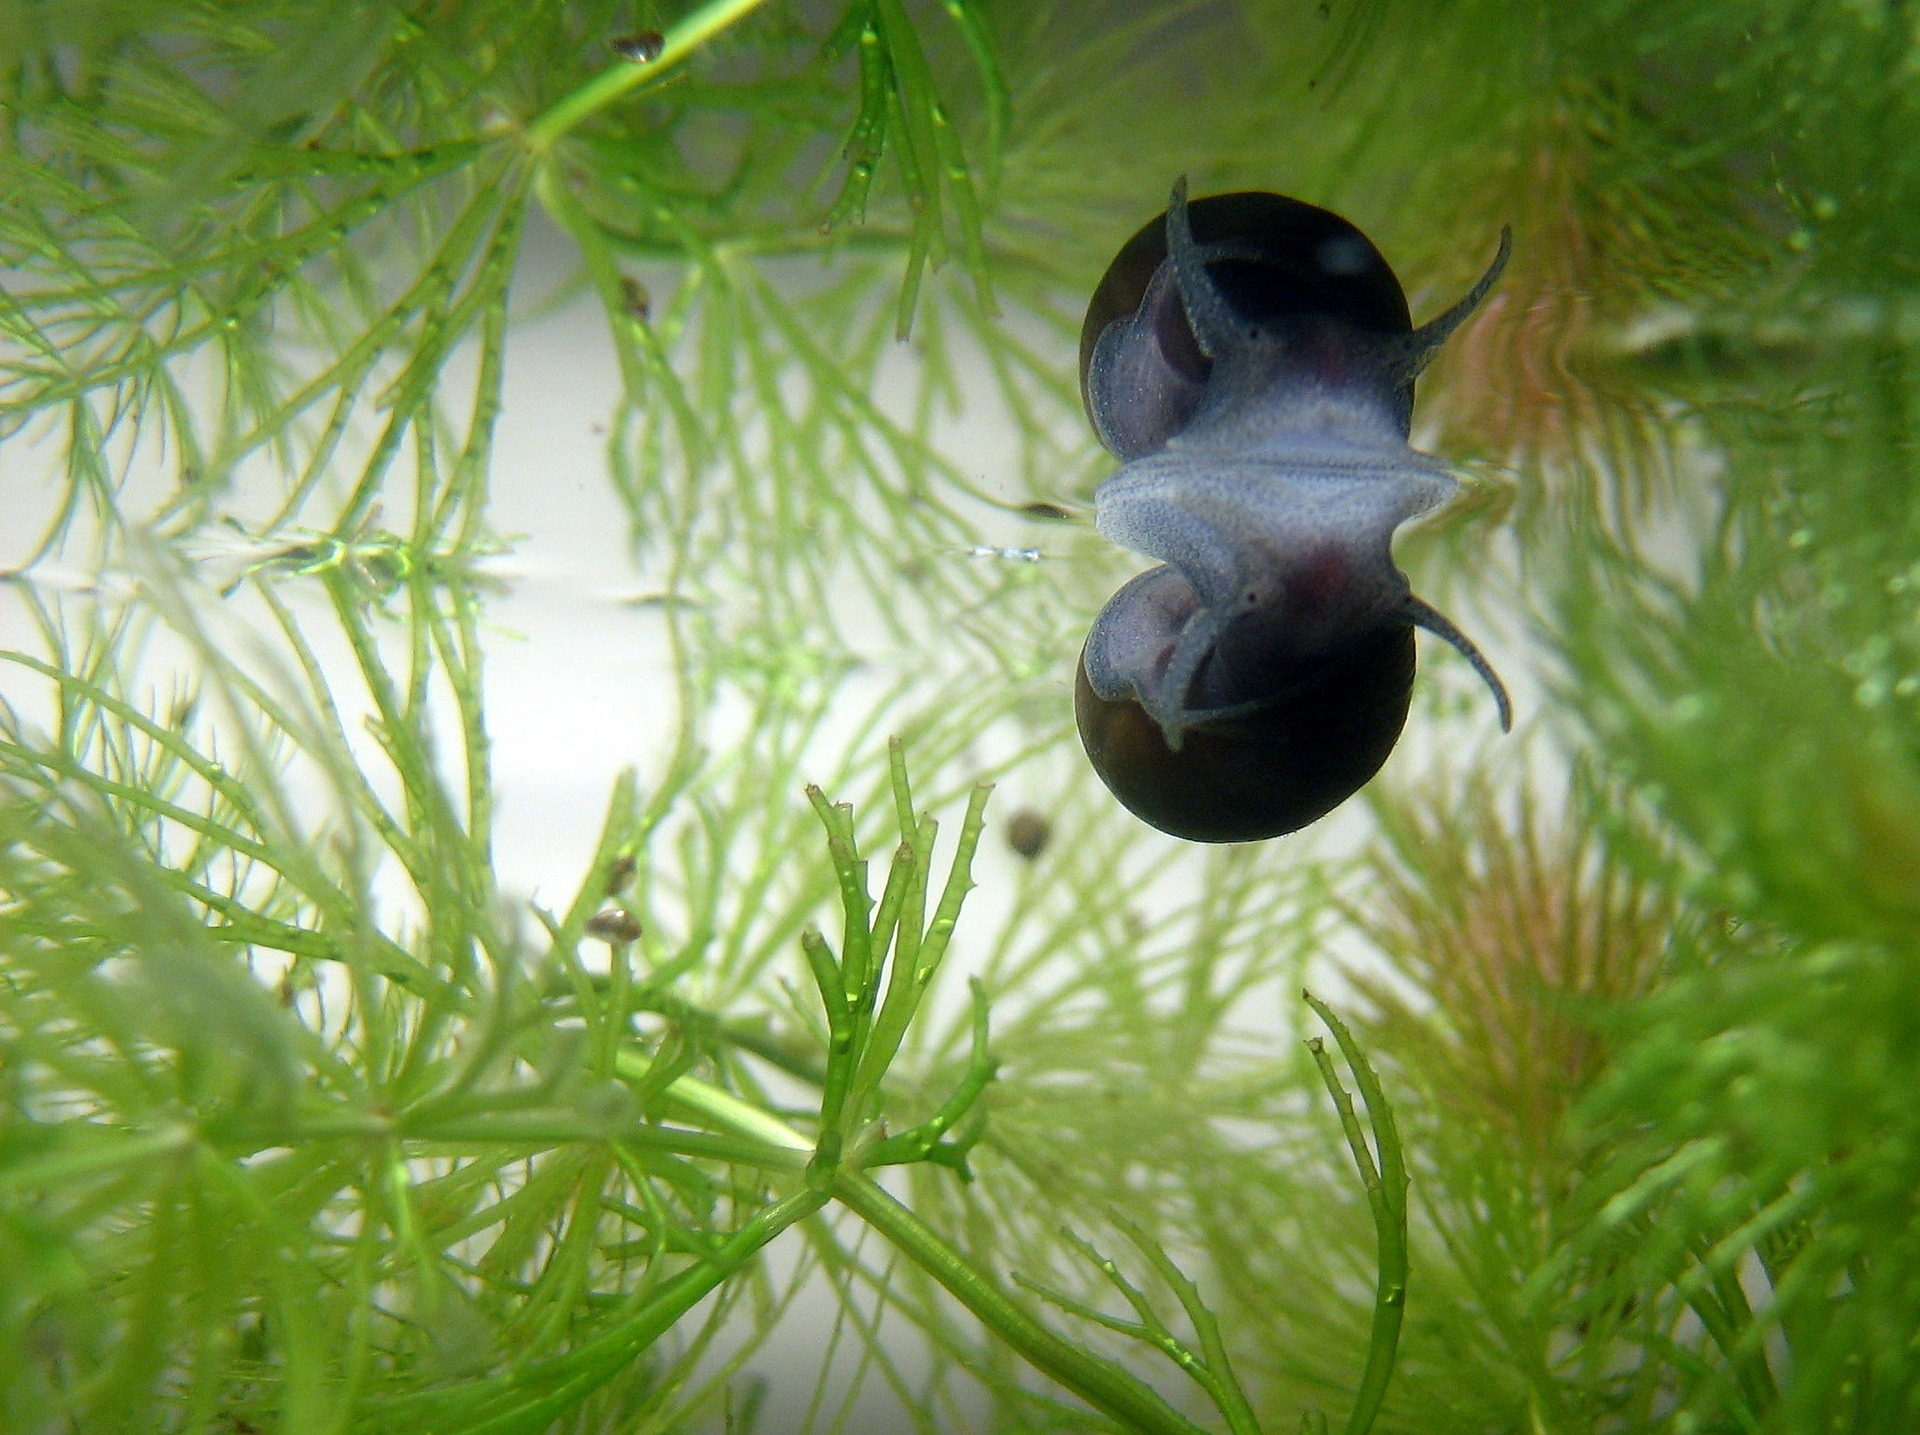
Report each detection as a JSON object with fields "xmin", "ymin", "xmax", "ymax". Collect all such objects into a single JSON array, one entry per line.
[{"xmin": 1074, "ymin": 179, "xmax": 1513, "ymax": 843}]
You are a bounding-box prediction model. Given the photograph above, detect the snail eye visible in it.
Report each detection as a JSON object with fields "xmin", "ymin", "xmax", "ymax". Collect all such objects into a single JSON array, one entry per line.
[{"xmin": 1315, "ymin": 233, "xmax": 1374, "ymax": 276}]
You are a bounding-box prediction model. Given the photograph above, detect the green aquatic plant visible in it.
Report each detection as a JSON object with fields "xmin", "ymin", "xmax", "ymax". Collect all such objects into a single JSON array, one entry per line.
[
  {"xmin": 6, "ymin": 0, "xmax": 1920, "ymax": 1432},
  {"xmin": 0, "ymin": 557, "xmax": 1409, "ymax": 1432}
]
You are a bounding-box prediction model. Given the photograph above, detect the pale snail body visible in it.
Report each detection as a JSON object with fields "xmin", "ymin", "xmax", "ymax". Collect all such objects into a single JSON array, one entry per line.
[{"xmin": 1075, "ymin": 180, "xmax": 1513, "ymax": 843}]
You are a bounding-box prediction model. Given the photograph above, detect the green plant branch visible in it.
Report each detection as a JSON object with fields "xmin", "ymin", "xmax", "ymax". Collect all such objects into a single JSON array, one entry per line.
[
  {"xmin": 832, "ymin": 1170, "xmax": 1211, "ymax": 1435},
  {"xmin": 644, "ymin": 1067, "xmax": 814, "ymax": 1156},
  {"xmin": 333, "ymin": 175, "xmax": 531, "ymax": 538},
  {"xmin": 20, "ymin": 1097, "xmax": 807, "ymax": 1177},
  {"xmin": 715, "ymin": 752, "xmax": 1220, "ymax": 1431},
  {"xmin": 1303, "ymin": 992, "xmax": 1410, "ymax": 1435},
  {"xmin": 533, "ymin": 159, "xmax": 709, "ymax": 457},
  {"xmin": 863, "ymin": 977, "xmax": 996, "ymax": 1172},
  {"xmin": 366, "ymin": 1184, "xmax": 831, "ymax": 1433},
  {"xmin": 525, "ymin": 0, "xmax": 780, "ymax": 153},
  {"xmin": 1015, "ymin": 1218, "xmax": 1262, "ymax": 1435},
  {"xmin": 1115, "ymin": 1216, "xmax": 1262, "ymax": 1435},
  {"xmin": 0, "ymin": 645, "xmax": 431, "ymax": 986}
]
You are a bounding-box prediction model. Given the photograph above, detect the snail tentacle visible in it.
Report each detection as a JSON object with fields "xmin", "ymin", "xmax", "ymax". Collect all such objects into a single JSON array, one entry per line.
[
  {"xmin": 1162, "ymin": 176, "xmax": 1244, "ymax": 363},
  {"xmin": 1404, "ymin": 594, "xmax": 1513, "ymax": 731},
  {"xmin": 1395, "ymin": 226, "xmax": 1513, "ymax": 379}
]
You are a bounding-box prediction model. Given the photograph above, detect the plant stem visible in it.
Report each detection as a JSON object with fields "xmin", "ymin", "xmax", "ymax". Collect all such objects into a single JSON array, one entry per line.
[
  {"xmin": 525, "ymin": 0, "xmax": 776, "ymax": 151},
  {"xmin": 1304, "ymin": 994, "xmax": 1409, "ymax": 1435},
  {"xmin": 832, "ymin": 1171, "xmax": 1212, "ymax": 1435},
  {"xmin": 646, "ymin": 1066, "xmax": 814, "ymax": 1153}
]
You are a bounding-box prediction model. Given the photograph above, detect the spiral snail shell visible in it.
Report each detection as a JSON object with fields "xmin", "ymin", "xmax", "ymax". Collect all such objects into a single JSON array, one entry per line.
[{"xmin": 1074, "ymin": 179, "xmax": 1512, "ymax": 843}]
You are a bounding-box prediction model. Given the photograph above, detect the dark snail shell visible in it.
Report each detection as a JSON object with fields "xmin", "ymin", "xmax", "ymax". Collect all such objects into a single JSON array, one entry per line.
[
  {"xmin": 1076, "ymin": 610, "xmax": 1414, "ymax": 845},
  {"xmin": 1079, "ymin": 191, "xmax": 1414, "ymax": 459},
  {"xmin": 1075, "ymin": 179, "xmax": 1512, "ymax": 843}
]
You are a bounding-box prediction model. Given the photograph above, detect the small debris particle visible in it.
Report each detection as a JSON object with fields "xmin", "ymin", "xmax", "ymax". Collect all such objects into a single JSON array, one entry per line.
[
  {"xmin": 618, "ymin": 274, "xmax": 651, "ymax": 322},
  {"xmin": 1005, "ymin": 808, "xmax": 1052, "ymax": 860},
  {"xmin": 586, "ymin": 908, "xmax": 643, "ymax": 943},
  {"xmin": 611, "ymin": 30, "xmax": 665, "ymax": 63},
  {"xmin": 606, "ymin": 853, "xmax": 636, "ymax": 895}
]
